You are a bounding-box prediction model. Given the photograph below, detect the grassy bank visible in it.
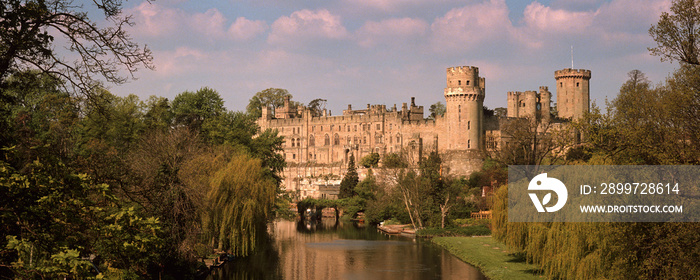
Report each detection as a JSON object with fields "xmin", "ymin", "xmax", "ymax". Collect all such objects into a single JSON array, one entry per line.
[
  {"xmin": 416, "ymin": 225, "xmax": 491, "ymax": 238},
  {"xmin": 432, "ymin": 236, "xmax": 543, "ymax": 280}
]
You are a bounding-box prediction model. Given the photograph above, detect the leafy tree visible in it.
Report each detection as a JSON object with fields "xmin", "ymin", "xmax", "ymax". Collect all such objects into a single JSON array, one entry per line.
[
  {"xmin": 359, "ymin": 152, "xmax": 380, "ymax": 168},
  {"xmin": 339, "ymin": 154, "xmax": 359, "ymax": 199},
  {"xmin": 205, "ymin": 153, "xmax": 277, "ymax": 256},
  {"xmin": 428, "ymin": 101, "xmax": 446, "ymax": 119},
  {"xmin": 382, "ymin": 152, "xmax": 408, "ymax": 169},
  {"xmin": 649, "ymin": 0, "xmax": 700, "ymax": 64},
  {"xmin": 142, "ymin": 95, "xmax": 173, "ymax": 132},
  {"xmin": 0, "ymin": 0, "xmax": 153, "ymax": 95},
  {"xmin": 246, "ymin": 88, "xmax": 298, "ymax": 118},
  {"xmin": 307, "ymin": 98, "xmax": 327, "ymax": 116},
  {"xmin": 172, "ymin": 87, "xmax": 225, "ymax": 131}
]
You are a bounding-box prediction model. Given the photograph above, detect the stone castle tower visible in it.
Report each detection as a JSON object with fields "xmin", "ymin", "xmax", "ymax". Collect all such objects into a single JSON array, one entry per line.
[
  {"xmin": 555, "ymin": 68, "xmax": 591, "ymax": 119},
  {"xmin": 444, "ymin": 66, "xmax": 485, "ymax": 150},
  {"xmin": 506, "ymin": 86, "xmax": 552, "ymax": 121}
]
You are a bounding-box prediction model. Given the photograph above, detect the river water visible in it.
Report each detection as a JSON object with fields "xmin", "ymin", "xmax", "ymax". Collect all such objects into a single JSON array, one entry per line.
[{"xmin": 208, "ymin": 219, "xmax": 487, "ymax": 280}]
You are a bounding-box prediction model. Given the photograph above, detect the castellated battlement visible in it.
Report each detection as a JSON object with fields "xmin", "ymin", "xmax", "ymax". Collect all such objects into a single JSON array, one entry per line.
[
  {"xmin": 555, "ymin": 68, "xmax": 591, "ymax": 79},
  {"xmin": 447, "ymin": 66, "xmax": 478, "ymax": 75},
  {"xmin": 539, "ymin": 86, "xmax": 549, "ymax": 91}
]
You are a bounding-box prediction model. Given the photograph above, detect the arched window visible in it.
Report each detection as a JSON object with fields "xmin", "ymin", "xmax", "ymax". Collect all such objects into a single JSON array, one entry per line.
[
  {"xmin": 354, "ymin": 136, "xmax": 358, "ymax": 144},
  {"xmin": 309, "ymin": 135, "xmax": 315, "ymax": 146},
  {"xmin": 363, "ymin": 136, "xmax": 367, "ymax": 144},
  {"xmin": 324, "ymin": 134, "xmax": 330, "ymax": 146},
  {"xmin": 334, "ymin": 134, "xmax": 340, "ymax": 145},
  {"xmin": 396, "ymin": 134, "xmax": 400, "ymax": 144},
  {"xmin": 291, "ymin": 138, "xmax": 295, "ymax": 147}
]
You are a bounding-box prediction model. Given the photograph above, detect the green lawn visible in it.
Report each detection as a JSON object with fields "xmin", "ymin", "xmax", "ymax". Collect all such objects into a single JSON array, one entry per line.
[{"xmin": 432, "ymin": 236, "xmax": 543, "ymax": 280}]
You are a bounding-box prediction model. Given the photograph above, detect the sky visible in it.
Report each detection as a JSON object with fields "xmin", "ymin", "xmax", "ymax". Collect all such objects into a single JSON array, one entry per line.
[{"xmin": 107, "ymin": 0, "xmax": 678, "ymax": 114}]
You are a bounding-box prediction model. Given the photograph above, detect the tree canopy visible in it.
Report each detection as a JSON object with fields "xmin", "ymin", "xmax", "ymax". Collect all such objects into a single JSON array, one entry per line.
[
  {"xmin": 649, "ymin": 0, "xmax": 700, "ymax": 65},
  {"xmin": 0, "ymin": 0, "xmax": 153, "ymax": 95},
  {"xmin": 246, "ymin": 88, "xmax": 298, "ymax": 118}
]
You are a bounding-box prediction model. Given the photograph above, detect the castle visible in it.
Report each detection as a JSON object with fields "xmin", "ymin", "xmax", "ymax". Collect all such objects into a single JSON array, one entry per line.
[{"xmin": 257, "ymin": 66, "xmax": 591, "ymax": 195}]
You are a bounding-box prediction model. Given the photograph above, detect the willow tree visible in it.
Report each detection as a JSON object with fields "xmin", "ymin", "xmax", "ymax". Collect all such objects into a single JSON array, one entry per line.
[{"xmin": 205, "ymin": 153, "xmax": 277, "ymax": 256}]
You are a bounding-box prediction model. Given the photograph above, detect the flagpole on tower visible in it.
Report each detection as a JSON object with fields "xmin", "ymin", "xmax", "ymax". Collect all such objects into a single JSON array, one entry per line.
[{"xmin": 571, "ymin": 45, "xmax": 574, "ymax": 68}]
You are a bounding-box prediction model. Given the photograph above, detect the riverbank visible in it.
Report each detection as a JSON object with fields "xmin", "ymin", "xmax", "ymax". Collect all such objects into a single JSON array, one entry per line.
[{"xmin": 432, "ymin": 236, "xmax": 543, "ymax": 280}]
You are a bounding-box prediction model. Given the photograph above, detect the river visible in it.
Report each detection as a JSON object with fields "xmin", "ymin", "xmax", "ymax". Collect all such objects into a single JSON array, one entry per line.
[{"xmin": 208, "ymin": 219, "xmax": 487, "ymax": 280}]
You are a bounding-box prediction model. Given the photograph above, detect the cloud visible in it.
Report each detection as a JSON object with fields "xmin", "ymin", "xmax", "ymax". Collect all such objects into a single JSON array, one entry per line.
[
  {"xmin": 128, "ymin": 2, "xmax": 183, "ymax": 37},
  {"xmin": 228, "ymin": 17, "xmax": 268, "ymax": 41},
  {"xmin": 522, "ymin": 2, "xmax": 597, "ymax": 34},
  {"xmin": 268, "ymin": 9, "xmax": 349, "ymax": 45},
  {"xmin": 356, "ymin": 17, "xmax": 428, "ymax": 47},
  {"xmin": 191, "ymin": 8, "xmax": 228, "ymax": 39},
  {"xmin": 430, "ymin": 0, "xmax": 513, "ymax": 52}
]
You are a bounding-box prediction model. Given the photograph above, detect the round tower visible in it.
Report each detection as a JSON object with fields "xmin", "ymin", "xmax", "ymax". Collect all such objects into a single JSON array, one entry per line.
[
  {"xmin": 444, "ymin": 66, "xmax": 485, "ymax": 150},
  {"xmin": 555, "ymin": 68, "xmax": 591, "ymax": 120}
]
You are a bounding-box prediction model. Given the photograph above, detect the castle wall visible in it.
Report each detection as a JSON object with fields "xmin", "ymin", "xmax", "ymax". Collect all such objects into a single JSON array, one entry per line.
[{"xmin": 256, "ymin": 66, "xmax": 591, "ymax": 193}]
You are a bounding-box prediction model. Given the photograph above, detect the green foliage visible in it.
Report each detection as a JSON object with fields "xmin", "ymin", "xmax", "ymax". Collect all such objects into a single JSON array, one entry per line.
[
  {"xmin": 381, "ymin": 152, "xmax": 408, "ymax": 168},
  {"xmin": 205, "ymin": 153, "xmax": 277, "ymax": 256},
  {"xmin": 339, "ymin": 154, "xmax": 358, "ymax": 199},
  {"xmin": 428, "ymin": 102, "xmax": 446, "ymax": 119},
  {"xmin": 359, "ymin": 152, "xmax": 380, "ymax": 168},
  {"xmin": 172, "ymin": 87, "xmax": 225, "ymax": 131},
  {"xmin": 649, "ymin": 0, "xmax": 700, "ymax": 65},
  {"xmin": 246, "ymin": 88, "xmax": 296, "ymax": 118},
  {"xmin": 307, "ymin": 98, "xmax": 327, "ymax": 117}
]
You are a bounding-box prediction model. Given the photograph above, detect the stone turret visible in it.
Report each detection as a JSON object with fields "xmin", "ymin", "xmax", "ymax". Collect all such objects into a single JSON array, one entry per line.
[
  {"xmin": 555, "ymin": 68, "xmax": 591, "ymax": 120},
  {"xmin": 444, "ymin": 66, "xmax": 485, "ymax": 150}
]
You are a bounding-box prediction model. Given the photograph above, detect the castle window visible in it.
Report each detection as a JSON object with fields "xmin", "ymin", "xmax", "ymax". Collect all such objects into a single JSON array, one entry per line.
[
  {"xmin": 466, "ymin": 80, "xmax": 470, "ymax": 85},
  {"xmin": 347, "ymin": 126, "xmax": 350, "ymax": 132},
  {"xmin": 354, "ymin": 125, "xmax": 357, "ymax": 132},
  {"xmin": 347, "ymin": 136, "xmax": 351, "ymax": 145},
  {"xmin": 468, "ymin": 121, "xmax": 471, "ymax": 130},
  {"xmin": 320, "ymin": 126, "xmax": 323, "ymax": 131},
  {"xmin": 293, "ymin": 154, "xmax": 296, "ymax": 159},
  {"xmin": 363, "ymin": 136, "xmax": 367, "ymax": 144},
  {"xmin": 291, "ymin": 139, "xmax": 295, "ymax": 147},
  {"xmin": 396, "ymin": 134, "xmax": 400, "ymax": 143},
  {"xmin": 334, "ymin": 134, "xmax": 340, "ymax": 145},
  {"xmin": 309, "ymin": 135, "xmax": 315, "ymax": 146},
  {"xmin": 458, "ymin": 80, "xmax": 461, "ymax": 86},
  {"xmin": 312, "ymin": 126, "xmax": 315, "ymax": 132},
  {"xmin": 354, "ymin": 136, "xmax": 358, "ymax": 144},
  {"xmin": 324, "ymin": 134, "xmax": 330, "ymax": 146},
  {"xmin": 577, "ymin": 82, "xmax": 580, "ymax": 87},
  {"xmin": 376, "ymin": 124, "xmax": 381, "ymax": 130},
  {"xmin": 560, "ymin": 82, "xmax": 563, "ymax": 87},
  {"xmin": 468, "ymin": 139, "xmax": 471, "ymax": 149}
]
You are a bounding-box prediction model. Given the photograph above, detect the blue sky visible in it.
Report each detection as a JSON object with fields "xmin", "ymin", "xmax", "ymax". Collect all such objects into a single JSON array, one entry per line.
[{"xmin": 109, "ymin": 0, "xmax": 677, "ymax": 114}]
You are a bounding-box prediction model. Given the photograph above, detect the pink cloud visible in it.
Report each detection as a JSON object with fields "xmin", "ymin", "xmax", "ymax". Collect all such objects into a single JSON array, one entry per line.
[
  {"xmin": 356, "ymin": 17, "xmax": 428, "ymax": 47},
  {"xmin": 430, "ymin": 0, "xmax": 513, "ymax": 52},
  {"xmin": 522, "ymin": 2, "xmax": 596, "ymax": 34},
  {"xmin": 191, "ymin": 8, "xmax": 228, "ymax": 39},
  {"xmin": 228, "ymin": 17, "xmax": 268, "ymax": 41},
  {"xmin": 128, "ymin": 2, "xmax": 183, "ymax": 37},
  {"xmin": 268, "ymin": 9, "xmax": 349, "ymax": 45}
]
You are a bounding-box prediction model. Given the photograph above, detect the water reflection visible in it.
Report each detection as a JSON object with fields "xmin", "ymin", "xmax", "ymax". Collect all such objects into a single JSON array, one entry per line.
[{"xmin": 209, "ymin": 219, "xmax": 486, "ymax": 280}]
